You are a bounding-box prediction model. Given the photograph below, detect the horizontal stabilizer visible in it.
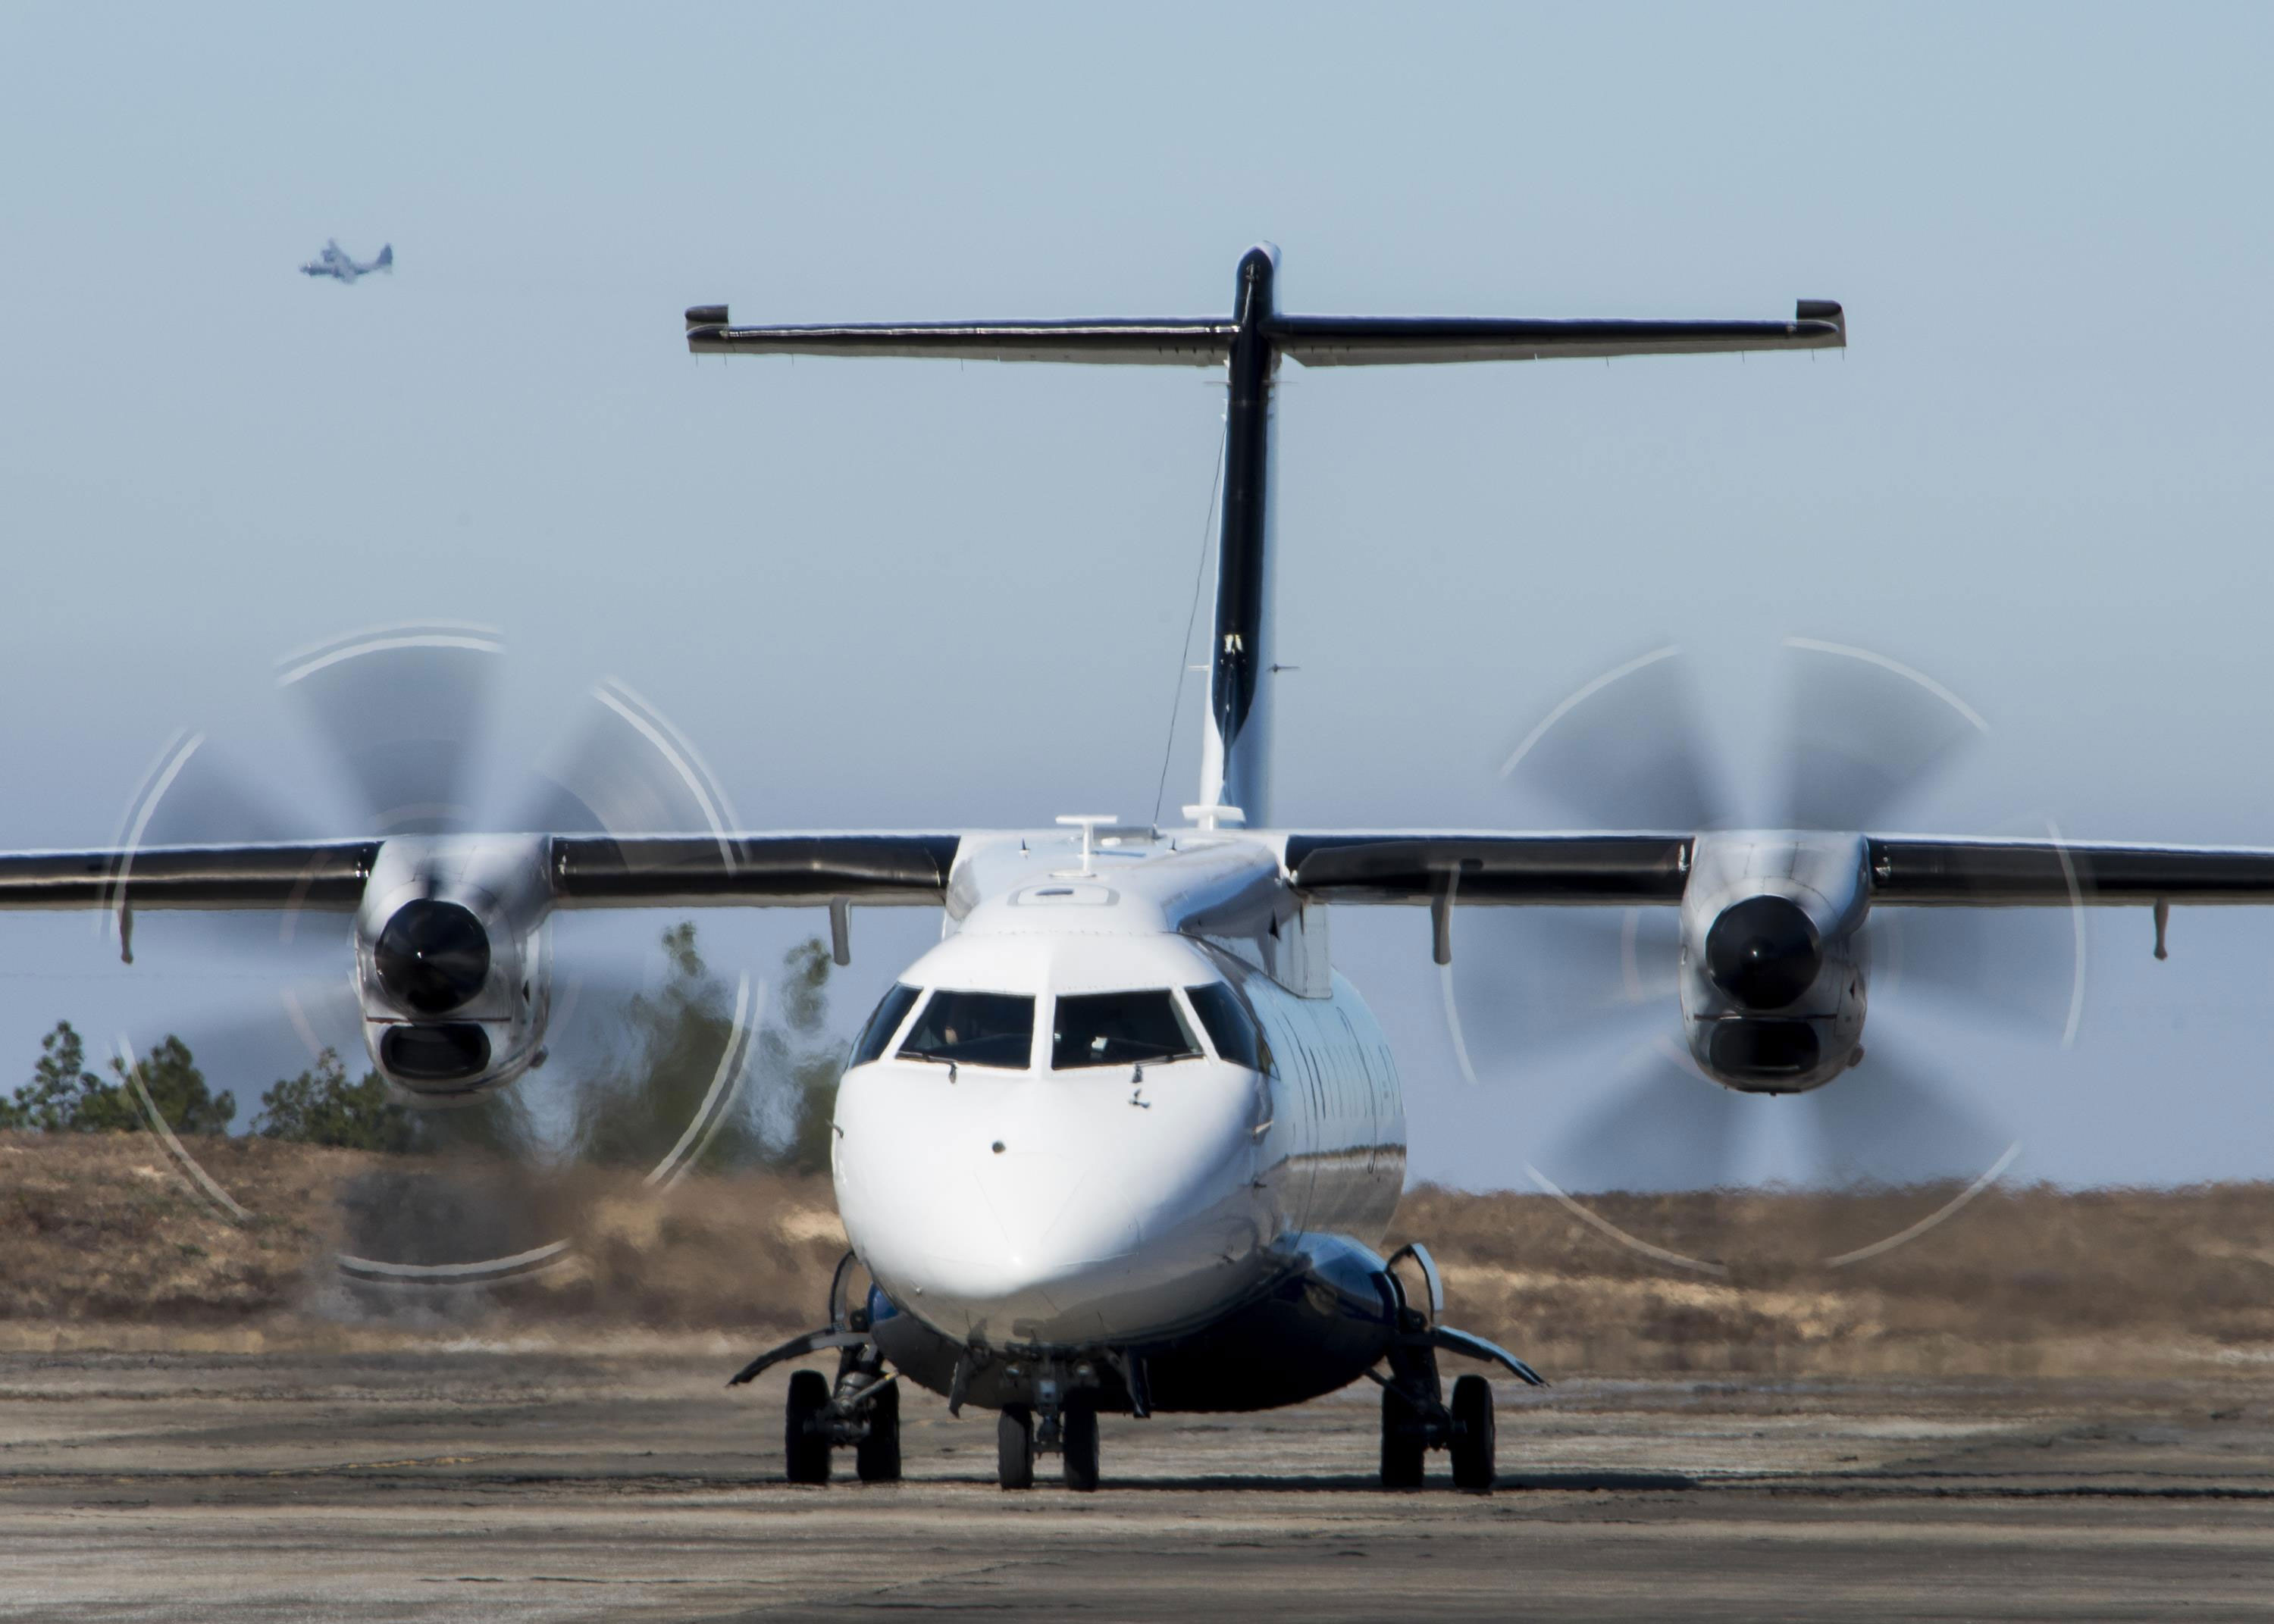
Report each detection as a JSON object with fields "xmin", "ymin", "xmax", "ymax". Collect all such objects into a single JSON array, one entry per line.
[
  {"xmin": 1273, "ymin": 302, "xmax": 1844, "ymax": 367},
  {"xmin": 685, "ymin": 308, "xmax": 1233, "ymax": 366},
  {"xmin": 684, "ymin": 301, "xmax": 1841, "ymax": 369}
]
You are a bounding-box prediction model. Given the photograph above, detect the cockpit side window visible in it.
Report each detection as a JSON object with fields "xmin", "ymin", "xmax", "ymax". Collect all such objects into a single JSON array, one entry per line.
[
  {"xmin": 1051, "ymin": 990, "xmax": 1202, "ymax": 1070},
  {"xmin": 850, "ymin": 983, "xmax": 922, "ymax": 1068},
  {"xmin": 897, "ymin": 990, "xmax": 1035, "ymax": 1070},
  {"xmin": 1185, "ymin": 981, "xmax": 1270, "ymax": 1073}
]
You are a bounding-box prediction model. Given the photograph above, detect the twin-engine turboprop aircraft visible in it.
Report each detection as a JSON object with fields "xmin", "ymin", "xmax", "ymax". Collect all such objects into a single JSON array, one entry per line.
[{"xmin": 11, "ymin": 246, "xmax": 2274, "ymax": 1492}]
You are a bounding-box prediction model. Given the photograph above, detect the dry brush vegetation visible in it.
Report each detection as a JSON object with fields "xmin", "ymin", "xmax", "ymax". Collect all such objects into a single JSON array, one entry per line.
[{"xmin": 5, "ymin": 1131, "xmax": 2274, "ymax": 1378}]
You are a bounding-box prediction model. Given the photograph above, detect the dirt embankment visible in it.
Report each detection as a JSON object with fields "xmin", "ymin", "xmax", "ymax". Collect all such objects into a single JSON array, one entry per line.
[{"xmin": 5, "ymin": 1131, "xmax": 2273, "ymax": 1376}]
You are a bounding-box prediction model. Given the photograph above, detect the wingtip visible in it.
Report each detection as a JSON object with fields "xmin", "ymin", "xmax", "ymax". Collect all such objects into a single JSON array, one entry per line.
[{"xmin": 1796, "ymin": 299, "xmax": 1846, "ymax": 343}]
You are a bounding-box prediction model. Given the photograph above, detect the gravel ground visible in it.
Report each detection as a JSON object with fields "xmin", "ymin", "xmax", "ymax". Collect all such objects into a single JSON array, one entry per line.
[{"xmin": 3, "ymin": 1350, "xmax": 2272, "ymax": 1621}]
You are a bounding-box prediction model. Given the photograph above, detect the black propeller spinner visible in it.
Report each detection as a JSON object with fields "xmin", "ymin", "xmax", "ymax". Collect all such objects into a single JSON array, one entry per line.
[
  {"xmin": 1703, "ymin": 895, "xmax": 1823, "ymax": 1012},
  {"xmin": 374, "ymin": 898, "xmax": 491, "ymax": 1014}
]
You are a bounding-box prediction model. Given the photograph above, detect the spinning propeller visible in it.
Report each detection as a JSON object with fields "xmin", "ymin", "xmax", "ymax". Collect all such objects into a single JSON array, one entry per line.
[
  {"xmin": 108, "ymin": 624, "xmax": 768, "ymax": 1284},
  {"xmin": 1445, "ymin": 639, "xmax": 2084, "ymax": 1268}
]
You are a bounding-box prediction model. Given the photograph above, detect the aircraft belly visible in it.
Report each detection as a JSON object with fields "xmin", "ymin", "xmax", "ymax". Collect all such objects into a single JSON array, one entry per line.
[{"xmin": 869, "ymin": 1230, "xmax": 1397, "ymax": 1414}]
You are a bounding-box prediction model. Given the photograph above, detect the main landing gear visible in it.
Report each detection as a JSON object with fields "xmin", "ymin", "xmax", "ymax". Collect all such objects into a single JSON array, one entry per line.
[
  {"xmin": 775, "ymin": 1329, "xmax": 901, "ymax": 1485},
  {"xmin": 1374, "ymin": 1243, "xmax": 1543, "ymax": 1492},
  {"xmin": 729, "ymin": 1255, "xmax": 903, "ymax": 1486}
]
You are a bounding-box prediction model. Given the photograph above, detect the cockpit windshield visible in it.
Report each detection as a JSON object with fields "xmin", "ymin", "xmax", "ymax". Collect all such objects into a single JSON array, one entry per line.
[
  {"xmin": 897, "ymin": 990, "xmax": 1035, "ymax": 1069},
  {"xmin": 1051, "ymin": 990, "xmax": 1202, "ymax": 1070},
  {"xmin": 850, "ymin": 984, "xmax": 921, "ymax": 1068},
  {"xmin": 1184, "ymin": 981, "xmax": 1269, "ymax": 1072}
]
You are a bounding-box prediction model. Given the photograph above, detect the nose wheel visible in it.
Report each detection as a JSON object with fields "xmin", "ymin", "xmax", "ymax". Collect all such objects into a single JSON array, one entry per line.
[
  {"xmin": 997, "ymin": 1405, "xmax": 1035, "ymax": 1489},
  {"xmin": 1060, "ymin": 1393, "xmax": 1100, "ymax": 1491},
  {"xmin": 994, "ymin": 1391, "xmax": 1101, "ymax": 1491}
]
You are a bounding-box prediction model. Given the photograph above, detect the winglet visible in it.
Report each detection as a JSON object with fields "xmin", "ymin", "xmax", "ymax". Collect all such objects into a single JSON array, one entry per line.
[{"xmin": 686, "ymin": 304, "xmax": 729, "ymax": 333}]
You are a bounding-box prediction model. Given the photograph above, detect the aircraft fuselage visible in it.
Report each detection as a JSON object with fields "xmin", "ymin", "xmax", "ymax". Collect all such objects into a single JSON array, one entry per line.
[{"xmin": 832, "ymin": 830, "xmax": 1408, "ymax": 1410}]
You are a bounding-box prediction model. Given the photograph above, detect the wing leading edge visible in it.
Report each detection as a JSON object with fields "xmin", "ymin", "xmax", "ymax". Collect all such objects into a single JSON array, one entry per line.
[
  {"xmin": 1286, "ymin": 834, "xmax": 2274, "ymax": 907},
  {"xmin": 0, "ymin": 835, "xmax": 963, "ymax": 913}
]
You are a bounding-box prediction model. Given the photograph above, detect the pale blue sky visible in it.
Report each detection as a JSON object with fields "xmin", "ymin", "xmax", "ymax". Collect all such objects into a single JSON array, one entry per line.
[{"xmin": 4, "ymin": 2, "xmax": 2273, "ymax": 1188}]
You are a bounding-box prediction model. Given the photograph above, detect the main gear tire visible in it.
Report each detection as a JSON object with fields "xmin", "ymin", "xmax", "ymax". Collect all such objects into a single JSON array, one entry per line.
[
  {"xmin": 785, "ymin": 1369, "xmax": 832, "ymax": 1485},
  {"xmin": 1449, "ymin": 1373, "xmax": 1496, "ymax": 1492},
  {"xmin": 854, "ymin": 1379, "xmax": 901, "ymax": 1484},
  {"xmin": 1061, "ymin": 1393, "xmax": 1101, "ymax": 1492},
  {"xmin": 1380, "ymin": 1387, "xmax": 1427, "ymax": 1490}
]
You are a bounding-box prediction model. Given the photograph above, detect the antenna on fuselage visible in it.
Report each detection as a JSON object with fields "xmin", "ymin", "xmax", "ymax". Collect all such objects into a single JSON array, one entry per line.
[
  {"xmin": 1054, "ymin": 814, "xmax": 1116, "ymax": 877},
  {"xmin": 684, "ymin": 258, "xmax": 1844, "ymax": 829}
]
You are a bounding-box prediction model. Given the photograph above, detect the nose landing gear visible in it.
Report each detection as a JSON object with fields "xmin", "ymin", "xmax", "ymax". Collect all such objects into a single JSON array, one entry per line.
[
  {"xmin": 997, "ymin": 1405, "xmax": 1035, "ymax": 1489},
  {"xmin": 993, "ymin": 1361, "xmax": 1107, "ymax": 1491}
]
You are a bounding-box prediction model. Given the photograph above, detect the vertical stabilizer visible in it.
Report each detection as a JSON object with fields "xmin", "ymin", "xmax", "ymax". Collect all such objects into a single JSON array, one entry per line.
[{"xmin": 1198, "ymin": 245, "xmax": 1280, "ymax": 828}]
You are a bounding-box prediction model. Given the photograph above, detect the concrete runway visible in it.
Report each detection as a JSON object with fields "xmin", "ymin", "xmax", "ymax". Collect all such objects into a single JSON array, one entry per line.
[{"xmin": 2, "ymin": 1349, "xmax": 2271, "ymax": 1621}]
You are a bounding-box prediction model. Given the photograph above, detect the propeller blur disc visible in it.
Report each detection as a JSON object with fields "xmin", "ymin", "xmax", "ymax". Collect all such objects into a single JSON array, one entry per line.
[
  {"xmin": 106, "ymin": 627, "xmax": 783, "ymax": 1291},
  {"xmin": 1449, "ymin": 638, "xmax": 2081, "ymax": 1270}
]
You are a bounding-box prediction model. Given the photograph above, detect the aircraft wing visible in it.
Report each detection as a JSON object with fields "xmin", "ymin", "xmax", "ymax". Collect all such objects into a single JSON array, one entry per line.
[
  {"xmin": 0, "ymin": 834, "xmax": 963, "ymax": 915},
  {"xmin": 546, "ymin": 833, "xmax": 960, "ymax": 908},
  {"xmin": 1284, "ymin": 834, "xmax": 1693, "ymax": 905},
  {"xmin": 1284, "ymin": 833, "xmax": 2274, "ymax": 906},
  {"xmin": 0, "ymin": 840, "xmax": 380, "ymax": 912}
]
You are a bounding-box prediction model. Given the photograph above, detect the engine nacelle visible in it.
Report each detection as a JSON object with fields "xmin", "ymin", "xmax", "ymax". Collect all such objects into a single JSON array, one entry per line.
[
  {"xmin": 352, "ymin": 835, "xmax": 554, "ymax": 1100},
  {"xmin": 1679, "ymin": 833, "xmax": 1871, "ymax": 1093}
]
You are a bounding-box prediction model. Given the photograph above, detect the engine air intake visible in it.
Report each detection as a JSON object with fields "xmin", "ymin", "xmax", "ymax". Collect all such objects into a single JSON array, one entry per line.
[
  {"xmin": 380, "ymin": 1022, "xmax": 493, "ymax": 1084},
  {"xmin": 1706, "ymin": 1018, "xmax": 1821, "ymax": 1080}
]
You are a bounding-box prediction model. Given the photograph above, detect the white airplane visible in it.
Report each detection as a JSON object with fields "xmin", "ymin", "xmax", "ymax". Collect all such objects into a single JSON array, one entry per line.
[
  {"xmin": 299, "ymin": 239, "xmax": 393, "ymax": 283},
  {"xmin": 11, "ymin": 246, "xmax": 2274, "ymax": 1493}
]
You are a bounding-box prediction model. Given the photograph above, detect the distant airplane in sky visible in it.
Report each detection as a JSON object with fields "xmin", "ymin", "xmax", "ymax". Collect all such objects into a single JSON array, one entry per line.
[{"xmin": 299, "ymin": 239, "xmax": 392, "ymax": 283}]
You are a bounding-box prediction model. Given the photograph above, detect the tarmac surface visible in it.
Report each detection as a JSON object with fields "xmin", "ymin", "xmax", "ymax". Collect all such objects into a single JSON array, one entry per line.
[{"xmin": 2, "ymin": 1348, "xmax": 2271, "ymax": 1621}]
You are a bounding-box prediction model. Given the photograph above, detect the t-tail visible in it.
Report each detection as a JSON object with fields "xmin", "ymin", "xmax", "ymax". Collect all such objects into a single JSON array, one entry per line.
[{"xmin": 684, "ymin": 249, "xmax": 1843, "ymax": 827}]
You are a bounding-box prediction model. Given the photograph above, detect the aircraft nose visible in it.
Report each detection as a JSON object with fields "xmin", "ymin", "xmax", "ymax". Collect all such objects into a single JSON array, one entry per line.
[{"xmin": 834, "ymin": 1066, "xmax": 1261, "ymax": 1344}]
